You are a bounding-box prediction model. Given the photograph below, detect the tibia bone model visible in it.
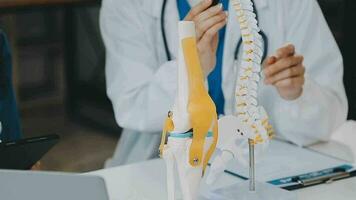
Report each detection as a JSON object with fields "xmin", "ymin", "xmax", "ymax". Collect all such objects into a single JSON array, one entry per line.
[
  {"xmin": 159, "ymin": 21, "xmax": 218, "ymax": 200},
  {"xmin": 206, "ymin": 0, "xmax": 274, "ymax": 185}
]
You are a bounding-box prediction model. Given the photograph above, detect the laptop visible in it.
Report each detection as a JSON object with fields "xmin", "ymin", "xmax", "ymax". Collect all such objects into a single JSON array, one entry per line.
[{"xmin": 0, "ymin": 170, "xmax": 110, "ymax": 200}]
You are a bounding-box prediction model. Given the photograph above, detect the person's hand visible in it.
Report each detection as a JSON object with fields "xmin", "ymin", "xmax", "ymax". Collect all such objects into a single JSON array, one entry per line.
[
  {"xmin": 263, "ymin": 44, "xmax": 305, "ymax": 100},
  {"xmin": 31, "ymin": 161, "xmax": 41, "ymax": 171},
  {"xmin": 185, "ymin": 0, "xmax": 228, "ymax": 77}
]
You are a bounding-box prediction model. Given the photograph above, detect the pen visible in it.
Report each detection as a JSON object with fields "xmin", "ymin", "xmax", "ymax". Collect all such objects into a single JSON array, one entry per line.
[
  {"xmin": 221, "ymin": 164, "xmax": 356, "ymax": 190},
  {"xmin": 280, "ymin": 165, "xmax": 356, "ymax": 190},
  {"xmin": 292, "ymin": 169, "xmax": 349, "ymax": 187}
]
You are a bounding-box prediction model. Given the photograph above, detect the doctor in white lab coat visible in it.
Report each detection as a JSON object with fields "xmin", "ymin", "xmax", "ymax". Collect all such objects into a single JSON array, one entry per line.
[{"xmin": 100, "ymin": 0, "xmax": 348, "ymax": 167}]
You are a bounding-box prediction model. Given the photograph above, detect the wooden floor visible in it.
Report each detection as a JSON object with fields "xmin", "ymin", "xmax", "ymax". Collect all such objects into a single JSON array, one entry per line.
[{"xmin": 21, "ymin": 103, "xmax": 119, "ymax": 172}]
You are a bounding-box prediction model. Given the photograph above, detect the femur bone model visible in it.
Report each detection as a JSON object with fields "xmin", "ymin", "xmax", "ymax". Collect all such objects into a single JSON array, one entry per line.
[{"xmin": 159, "ymin": 21, "xmax": 218, "ymax": 200}]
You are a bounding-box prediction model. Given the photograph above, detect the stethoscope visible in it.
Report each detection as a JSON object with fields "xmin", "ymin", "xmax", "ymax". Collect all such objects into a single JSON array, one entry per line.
[{"xmin": 161, "ymin": 0, "xmax": 268, "ymax": 63}]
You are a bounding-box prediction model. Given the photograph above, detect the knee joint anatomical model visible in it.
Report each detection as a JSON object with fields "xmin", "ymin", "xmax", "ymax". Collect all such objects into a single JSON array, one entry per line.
[
  {"xmin": 159, "ymin": 21, "xmax": 218, "ymax": 200},
  {"xmin": 207, "ymin": 0, "xmax": 274, "ymax": 188}
]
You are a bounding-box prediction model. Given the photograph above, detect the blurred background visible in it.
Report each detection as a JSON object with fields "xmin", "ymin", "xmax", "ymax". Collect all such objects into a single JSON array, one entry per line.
[{"xmin": 0, "ymin": 0, "xmax": 354, "ymax": 172}]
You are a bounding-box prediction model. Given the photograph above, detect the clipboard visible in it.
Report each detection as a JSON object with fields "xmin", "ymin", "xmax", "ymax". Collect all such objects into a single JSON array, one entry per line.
[{"xmin": 221, "ymin": 140, "xmax": 356, "ymax": 190}]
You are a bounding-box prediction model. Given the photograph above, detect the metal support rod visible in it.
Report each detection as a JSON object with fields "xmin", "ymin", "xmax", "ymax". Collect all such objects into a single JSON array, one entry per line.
[{"xmin": 248, "ymin": 139, "xmax": 256, "ymax": 192}]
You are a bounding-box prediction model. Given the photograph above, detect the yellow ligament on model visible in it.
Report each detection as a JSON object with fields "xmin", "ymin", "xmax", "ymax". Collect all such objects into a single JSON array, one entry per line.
[
  {"xmin": 182, "ymin": 37, "xmax": 218, "ymax": 173},
  {"xmin": 159, "ymin": 111, "xmax": 174, "ymax": 157}
]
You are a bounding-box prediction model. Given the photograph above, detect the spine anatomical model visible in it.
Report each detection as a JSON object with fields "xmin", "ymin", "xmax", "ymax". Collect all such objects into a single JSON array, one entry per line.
[
  {"xmin": 207, "ymin": 0, "xmax": 274, "ymax": 186},
  {"xmin": 159, "ymin": 21, "xmax": 218, "ymax": 200}
]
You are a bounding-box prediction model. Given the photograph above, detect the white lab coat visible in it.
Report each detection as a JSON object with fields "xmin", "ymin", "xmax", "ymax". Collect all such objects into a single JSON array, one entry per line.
[{"xmin": 100, "ymin": 0, "xmax": 348, "ymax": 167}]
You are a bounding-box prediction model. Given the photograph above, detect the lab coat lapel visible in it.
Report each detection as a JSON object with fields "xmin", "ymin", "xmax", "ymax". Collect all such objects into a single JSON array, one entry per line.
[
  {"xmin": 142, "ymin": 0, "xmax": 179, "ymax": 61},
  {"xmin": 254, "ymin": 0, "xmax": 268, "ymax": 9},
  {"xmin": 142, "ymin": 0, "xmax": 161, "ymax": 18},
  {"xmin": 164, "ymin": 0, "xmax": 179, "ymax": 60}
]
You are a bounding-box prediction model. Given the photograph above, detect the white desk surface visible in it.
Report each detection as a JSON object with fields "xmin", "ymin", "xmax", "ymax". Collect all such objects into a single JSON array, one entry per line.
[{"xmin": 90, "ymin": 158, "xmax": 356, "ymax": 200}]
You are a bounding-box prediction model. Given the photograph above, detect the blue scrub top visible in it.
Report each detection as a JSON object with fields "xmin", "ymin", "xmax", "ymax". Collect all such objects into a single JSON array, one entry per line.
[
  {"xmin": 0, "ymin": 29, "xmax": 22, "ymax": 142},
  {"xmin": 177, "ymin": 0, "xmax": 228, "ymax": 115}
]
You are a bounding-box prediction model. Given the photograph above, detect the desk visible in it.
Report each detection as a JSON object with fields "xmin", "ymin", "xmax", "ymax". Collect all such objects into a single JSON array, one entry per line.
[
  {"xmin": 90, "ymin": 140, "xmax": 356, "ymax": 200},
  {"xmin": 90, "ymin": 159, "xmax": 356, "ymax": 200}
]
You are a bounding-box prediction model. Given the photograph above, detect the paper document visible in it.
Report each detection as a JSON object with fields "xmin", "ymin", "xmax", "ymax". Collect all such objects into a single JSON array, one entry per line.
[{"xmin": 224, "ymin": 140, "xmax": 353, "ymax": 182}]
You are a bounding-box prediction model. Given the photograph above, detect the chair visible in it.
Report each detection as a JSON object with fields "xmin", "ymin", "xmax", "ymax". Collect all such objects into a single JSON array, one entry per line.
[{"xmin": 0, "ymin": 29, "xmax": 22, "ymax": 142}]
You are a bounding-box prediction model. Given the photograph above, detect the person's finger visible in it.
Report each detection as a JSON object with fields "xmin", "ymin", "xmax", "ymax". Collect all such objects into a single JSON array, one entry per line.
[
  {"xmin": 195, "ymin": 3, "xmax": 223, "ymax": 22},
  {"xmin": 200, "ymin": 19, "xmax": 226, "ymax": 44},
  {"xmin": 275, "ymin": 44, "xmax": 295, "ymax": 59},
  {"xmin": 185, "ymin": 0, "xmax": 212, "ymax": 21},
  {"xmin": 264, "ymin": 55, "xmax": 304, "ymax": 77},
  {"xmin": 265, "ymin": 64, "xmax": 305, "ymax": 85},
  {"xmin": 195, "ymin": 12, "xmax": 227, "ymax": 39},
  {"xmin": 274, "ymin": 76, "xmax": 305, "ymax": 88},
  {"xmin": 263, "ymin": 56, "xmax": 277, "ymax": 68}
]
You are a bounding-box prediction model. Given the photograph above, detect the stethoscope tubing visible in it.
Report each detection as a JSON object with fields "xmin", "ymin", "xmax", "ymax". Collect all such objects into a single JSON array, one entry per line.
[{"xmin": 161, "ymin": 0, "xmax": 268, "ymax": 64}]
